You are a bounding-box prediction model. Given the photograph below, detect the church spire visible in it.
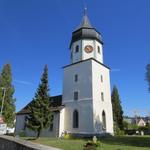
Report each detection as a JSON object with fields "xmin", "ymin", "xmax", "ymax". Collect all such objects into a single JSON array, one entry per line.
[
  {"xmin": 76, "ymin": 7, "xmax": 93, "ymax": 30},
  {"xmin": 70, "ymin": 8, "xmax": 103, "ymax": 48},
  {"xmin": 84, "ymin": 7, "xmax": 87, "ymax": 16}
]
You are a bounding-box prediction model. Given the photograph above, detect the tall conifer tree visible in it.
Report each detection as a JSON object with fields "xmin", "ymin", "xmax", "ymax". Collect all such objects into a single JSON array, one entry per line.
[
  {"xmin": 26, "ymin": 65, "xmax": 52, "ymax": 138},
  {"xmin": 0, "ymin": 64, "xmax": 16, "ymax": 127},
  {"xmin": 111, "ymin": 86, "xmax": 124, "ymax": 131}
]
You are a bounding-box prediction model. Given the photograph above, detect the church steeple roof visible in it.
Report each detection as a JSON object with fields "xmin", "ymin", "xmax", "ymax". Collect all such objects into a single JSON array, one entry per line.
[
  {"xmin": 70, "ymin": 8, "xmax": 103, "ymax": 48},
  {"xmin": 76, "ymin": 8, "xmax": 93, "ymax": 30}
]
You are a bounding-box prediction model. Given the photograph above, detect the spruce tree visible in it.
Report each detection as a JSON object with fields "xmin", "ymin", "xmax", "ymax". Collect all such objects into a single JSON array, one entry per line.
[
  {"xmin": 26, "ymin": 65, "xmax": 52, "ymax": 138},
  {"xmin": 146, "ymin": 64, "xmax": 150, "ymax": 92},
  {"xmin": 0, "ymin": 64, "xmax": 16, "ymax": 127},
  {"xmin": 111, "ymin": 86, "xmax": 124, "ymax": 131}
]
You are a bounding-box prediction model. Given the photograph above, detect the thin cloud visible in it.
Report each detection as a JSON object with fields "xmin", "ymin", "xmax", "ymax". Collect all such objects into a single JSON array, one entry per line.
[
  {"xmin": 14, "ymin": 80, "xmax": 33, "ymax": 85},
  {"xmin": 111, "ymin": 69, "xmax": 121, "ymax": 72}
]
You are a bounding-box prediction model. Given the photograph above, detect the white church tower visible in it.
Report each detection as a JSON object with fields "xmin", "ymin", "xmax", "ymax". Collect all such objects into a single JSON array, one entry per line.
[{"xmin": 62, "ymin": 9, "xmax": 114, "ymax": 136}]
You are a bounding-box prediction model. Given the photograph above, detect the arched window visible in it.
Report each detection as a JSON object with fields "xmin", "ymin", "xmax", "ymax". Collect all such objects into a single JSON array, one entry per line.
[
  {"xmin": 73, "ymin": 110, "xmax": 79, "ymax": 128},
  {"xmin": 75, "ymin": 45, "xmax": 79, "ymax": 53},
  {"xmin": 98, "ymin": 46, "xmax": 100, "ymax": 54},
  {"xmin": 102, "ymin": 110, "xmax": 106, "ymax": 130}
]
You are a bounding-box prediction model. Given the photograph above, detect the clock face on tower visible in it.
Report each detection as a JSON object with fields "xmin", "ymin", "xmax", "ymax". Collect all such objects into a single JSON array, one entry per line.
[{"xmin": 84, "ymin": 45, "xmax": 93, "ymax": 53}]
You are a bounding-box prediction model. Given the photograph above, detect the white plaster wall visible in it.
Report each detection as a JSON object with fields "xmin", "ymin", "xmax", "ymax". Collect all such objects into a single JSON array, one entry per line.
[
  {"xmin": 82, "ymin": 40, "xmax": 95, "ymax": 60},
  {"xmin": 15, "ymin": 115, "xmax": 26, "ymax": 134},
  {"xmin": 63, "ymin": 60, "xmax": 95, "ymax": 134},
  {"xmin": 63, "ymin": 60, "xmax": 92, "ymax": 103},
  {"xmin": 59, "ymin": 108, "xmax": 65, "ymax": 137},
  {"xmin": 95, "ymin": 41, "xmax": 103, "ymax": 63},
  {"xmin": 92, "ymin": 60, "xmax": 114, "ymax": 134},
  {"xmin": 15, "ymin": 112, "xmax": 60, "ymax": 137},
  {"xmin": 63, "ymin": 59, "xmax": 113, "ymax": 135},
  {"xmin": 71, "ymin": 40, "xmax": 103, "ymax": 64},
  {"xmin": 71, "ymin": 40, "xmax": 82, "ymax": 63},
  {"xmin": 63, "ymin": 100, "xmax": 94, "ymax": 134}
]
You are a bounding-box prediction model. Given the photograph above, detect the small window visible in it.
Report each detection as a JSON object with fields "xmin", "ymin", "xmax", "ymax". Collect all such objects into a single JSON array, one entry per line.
[
  {"xmin": 101, "ymin": 75, "xmax": 103, "ymax": 82},
  {"xmin": 74, "ymin": 91, "xmax": 78, "ymax": 101},
  {"xmin": 49, "ymin": 115, "xmax": 54, "ymax": 131},
  {"xmin": 75, "ymin": 45, "xmax": 79, "ymax": 53},
  {"xmin": 75, "ymin": 74, "xmax": 78, "ymax": 82},
  {"xmin": 101, "ymin": 92, "xmax": 104, "ymax": 101},
  {"xmin": 98, "ymin": 46, "xmax": 100, "ymax": 54}
]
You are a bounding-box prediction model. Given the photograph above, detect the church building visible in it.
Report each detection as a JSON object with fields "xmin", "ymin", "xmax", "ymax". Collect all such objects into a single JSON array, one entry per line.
[{"xmin": 15, "ymin": 9, "xmax": 114, "ymax": 137}]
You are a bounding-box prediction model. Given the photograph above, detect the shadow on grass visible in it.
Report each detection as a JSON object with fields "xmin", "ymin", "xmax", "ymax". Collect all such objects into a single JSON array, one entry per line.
[
  {"xmin": 100, "ymin": 136, "xmax": 150, "ymax": 148},
  {"xmin": 25, "ymin": 137, "xmax": 37, "ymax": 141}
]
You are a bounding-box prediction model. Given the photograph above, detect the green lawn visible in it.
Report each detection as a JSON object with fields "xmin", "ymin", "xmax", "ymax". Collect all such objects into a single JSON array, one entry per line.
[{"xmin": 24, "ymin": 136, "xmax": 150, "ymax": 150}]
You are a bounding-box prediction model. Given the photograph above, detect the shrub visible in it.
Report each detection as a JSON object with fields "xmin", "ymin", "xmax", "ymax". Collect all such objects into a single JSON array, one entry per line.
[
  {"xmin": 115, "ymin": 128, "xmax": 125, "ymax": 135},
  {"xmin": 138, "ymin": 126, "xmax": 149, "ymax": 131},
  {"xmin": 63, "ymin": 133, "xmax": 74, "ymax": 139},
  {"xmin": 18, "ymin": 130, "xmax": 26, "ymax": 137},
  {"xmin": 83, "ymin": 140, "xmax": 101, "ymax": 150}
]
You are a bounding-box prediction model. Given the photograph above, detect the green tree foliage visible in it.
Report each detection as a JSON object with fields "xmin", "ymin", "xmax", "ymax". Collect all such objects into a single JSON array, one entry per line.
[
  {"xmin": 145, "ymin": 122, "xmax": 150, "ymax": 129},
  {"xmin": 123, "ymin": 120, "xmax": 129, "ymax": 130},
  {"xmin": 0, "ymin": 64, "xmax": 16, "ymax": 127},
  {"xmin": 123, "ymin": 120, "xmax": 139, "ymax": 130},
  {"xmin": 146, "ymin": 64, "xmax": 150, "ymax": 92},
  {"xmin": 26, "ymin": 65, "xmax": 52, "ymax": 138},
  {"xmin": 111, "ymin": 86, "xmax": 124, "ymax": 132},
  {"xmin": 128, "ymin": 123, "xmax": 138, "ymax": 130}
]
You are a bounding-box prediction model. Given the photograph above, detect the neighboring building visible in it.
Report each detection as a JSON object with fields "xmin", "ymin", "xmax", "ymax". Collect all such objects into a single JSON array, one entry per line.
[
  {"xmin": 15, "ymin": 95, "xmax": 63, "ymax": 137},
  {"xmin": 15, "ymin": 9, "xmax": 114, "ymax": 137},
  {"xmin": 137, "ymin": 119, "xmax": 146, "ymax": 127},
  {"xmin": 123, "ymin": 116, "xmax": 150, "ymax": 127}
]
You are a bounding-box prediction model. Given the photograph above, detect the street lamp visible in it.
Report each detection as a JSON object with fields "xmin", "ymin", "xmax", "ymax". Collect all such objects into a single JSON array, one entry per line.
[{"xmin": 0, "ymin": 87, "xmax": 7, "ymax": 116}]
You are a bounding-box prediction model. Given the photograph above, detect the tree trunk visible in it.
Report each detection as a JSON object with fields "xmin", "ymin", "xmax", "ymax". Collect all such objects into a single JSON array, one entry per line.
[{"xmin": 37, "ymin": 130, "xmax": 41, "ymax": 139}]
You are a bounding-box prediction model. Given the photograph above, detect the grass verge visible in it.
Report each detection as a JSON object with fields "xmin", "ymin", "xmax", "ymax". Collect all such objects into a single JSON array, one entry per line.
[{"xmin": 22, "ymin": 135, "xmax": 150, "ymax": 150}]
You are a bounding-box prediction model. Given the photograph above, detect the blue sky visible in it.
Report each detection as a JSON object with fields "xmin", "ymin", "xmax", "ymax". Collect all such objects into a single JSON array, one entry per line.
[{"xmin": 0, "ymin": 0, "xmax": 150, "ymax": 116}]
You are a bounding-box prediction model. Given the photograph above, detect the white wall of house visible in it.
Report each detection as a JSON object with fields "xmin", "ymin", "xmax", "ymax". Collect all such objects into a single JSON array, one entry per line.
[
  {"xmin": 15, "ymin": 112, "xmax": 60, "ymax": 137},
  {"xmin": 138, "ymin": 119, "xmax": 146, "ymax": 127},
  {"xmin": 15, "ymin": 114, "xmax": 26, "ymax": 134}
]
